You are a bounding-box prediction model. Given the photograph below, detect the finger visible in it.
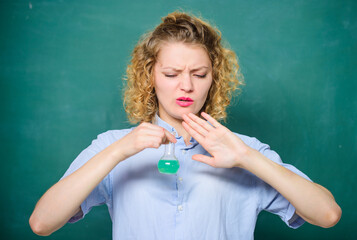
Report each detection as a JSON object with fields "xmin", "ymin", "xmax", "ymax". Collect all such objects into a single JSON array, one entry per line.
[
  {"xmin": 163, "ymin": 129, "xmax": 177, "ymax": 143},
  {"xmin": 182, "ymin": 114, "xmax": 209, "ymax": 137},
  {"xmin": 138, "ymin": 123, "xmax": 176, "ymax": 143},
  {"xmin": 149, "ymin": 136, "xmax": 164, "ymax": 149},
  {"xmin": 187, "ymin": 113, "xmax": 215, "ymax": 132},
  {"xmin": 182, "ymin": 121, "xmax": 205, "ymax": 143},
  {"xmin": 192, "ymin": 154, "xmax": 215, "ymax": 167},
  {"xmin": 141, "ymin": 122, "xmax": 168, "ymax": 131},
  {"xmin": 142, "ymin": 121, "xmax": 177, "ymax": 143},
  {"xmin": 201, "ymin": 112, "xmax": 221, "ymax": 128},
  {"xmin": 146, "ymin": 134, "xmax": 173, "ymax": 149},
  {"xmin": 137, "ymin": 127, "xmax": 166, "ymax": 140},
  {"xmin": 136, "ymin": 135, "xmax": 162, "ymax": 149}
]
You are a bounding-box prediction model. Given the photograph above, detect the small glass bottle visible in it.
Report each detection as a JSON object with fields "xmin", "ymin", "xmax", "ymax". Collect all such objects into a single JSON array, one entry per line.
[{"xmin": 158, "ymin": 139, "xmax": 179, "ymax": 174}]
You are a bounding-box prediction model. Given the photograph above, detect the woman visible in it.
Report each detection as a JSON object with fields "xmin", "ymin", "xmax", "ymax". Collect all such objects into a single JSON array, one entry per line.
[{"xmin": 29, "ymin": 11, "xmax": 341, "ymax": 239}]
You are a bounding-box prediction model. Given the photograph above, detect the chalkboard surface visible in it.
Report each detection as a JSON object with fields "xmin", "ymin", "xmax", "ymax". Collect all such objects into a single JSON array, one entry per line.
[{"xmin": 1, "ymin": 0, "xmax": 356, "ymax": 239}]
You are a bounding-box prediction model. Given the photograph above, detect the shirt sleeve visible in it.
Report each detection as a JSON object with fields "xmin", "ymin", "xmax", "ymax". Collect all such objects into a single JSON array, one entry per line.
[
  {"xmin": 250, "ymin": 137, "xmax": 312, "ymax": 229},
  {"xmin": 60, "ymin": 131, "xmax": 114, "ymax": 223}
]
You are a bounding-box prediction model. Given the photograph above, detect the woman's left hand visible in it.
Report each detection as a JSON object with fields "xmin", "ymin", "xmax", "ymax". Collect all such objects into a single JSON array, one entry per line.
[
  {"xmin": 182, "ymin": 113, "xmax": 342, "ymax": 228},
  {"xmin": 182, "ymin": 112, "xmax": 251, "ymax": 168}
]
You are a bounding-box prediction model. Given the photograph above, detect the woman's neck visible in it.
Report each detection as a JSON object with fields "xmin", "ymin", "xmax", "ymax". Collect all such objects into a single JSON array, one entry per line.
[
  {"xmin": 157, "ymin": 113, "xmax": 192, "ymax": 146},
  {"xmin": 169, "ymin": 119, "xmax": 192, "ymax": 146}
]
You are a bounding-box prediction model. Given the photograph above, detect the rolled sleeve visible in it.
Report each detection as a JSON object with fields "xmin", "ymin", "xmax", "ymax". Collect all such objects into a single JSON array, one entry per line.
[
  {"xmin": 250, "ymin": 137, "xmax": 312, "ymax": 229},
  {"xmin": 60, "ymin": 132, "xmax": 114, "ymax": 223},
  {"xmin": 66, "ymin": 173, "xmax": 112, "ymax": 223},
  {"xmin": 285, "ymin": 203, "xmax": 305, "ymax": 229}
]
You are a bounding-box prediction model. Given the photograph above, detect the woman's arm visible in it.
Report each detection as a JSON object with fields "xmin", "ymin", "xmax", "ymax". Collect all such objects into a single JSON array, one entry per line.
[
  {"xmin": 241, "ymin": 148, "xmax": 341, "ymax": 227},
  {"xmin": 29, "ymin": 139, "xmax": 125, "ymax": 236},
  {"xmin": 29, "ymin": 123, "xmax": 176, "ymax": 236},
  {"xmin": 182, "ymin": 112, "xmax": 341, "ymax": 228}
]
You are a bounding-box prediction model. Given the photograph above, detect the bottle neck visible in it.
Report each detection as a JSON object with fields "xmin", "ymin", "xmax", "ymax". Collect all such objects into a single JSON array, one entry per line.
[{"xmin": 162, "ymin": 141, "xmax": 177, "ymax": 160}]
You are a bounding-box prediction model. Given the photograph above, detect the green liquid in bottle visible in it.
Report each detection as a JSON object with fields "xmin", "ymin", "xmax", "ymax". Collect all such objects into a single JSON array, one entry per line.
[
  {"xmin": 158, "ymin": 159, "xmax": 180, "ymax": 174},
  {"xmin": 158, "ymin": 132, "xmax": 179, "ymax": 174}
]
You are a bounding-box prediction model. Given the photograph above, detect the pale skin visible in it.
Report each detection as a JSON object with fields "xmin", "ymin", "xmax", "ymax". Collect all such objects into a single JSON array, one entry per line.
[
  {"xmin": 29, "ymin": 42, "xmax": 341, "ymax": 236},
  {"xmin": 181, "ymin": 112, "xmax": 342, "ymax": 228}
]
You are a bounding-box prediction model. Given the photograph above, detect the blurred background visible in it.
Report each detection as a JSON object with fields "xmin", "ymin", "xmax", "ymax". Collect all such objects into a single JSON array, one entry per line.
[{"xmin": 1, "ymin": 0, "xmax": 356, "ymax": 239}]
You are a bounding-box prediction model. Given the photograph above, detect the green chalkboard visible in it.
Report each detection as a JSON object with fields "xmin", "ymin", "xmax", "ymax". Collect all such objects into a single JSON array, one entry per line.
[{"xmin": 1, "ymin": 0, "xmax": 356, "ymax": 239}]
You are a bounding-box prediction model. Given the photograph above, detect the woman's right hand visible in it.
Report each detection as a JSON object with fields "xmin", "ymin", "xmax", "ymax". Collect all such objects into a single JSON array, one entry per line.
[
  {"xmin": 117, "ymin": 122, "xmax": 177, "ymax": 160},
  {"xmin": 29, "ymin": 122, "xmax": 176, "ymax": 236}
]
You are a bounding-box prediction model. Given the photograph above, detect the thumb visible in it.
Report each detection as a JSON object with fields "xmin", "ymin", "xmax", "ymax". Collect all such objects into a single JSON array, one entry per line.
[
  {"xmin": 162, "ymin": 129, "xmax": 177, "ymax": 144},
  {"xmin": 192, "ymin": 154, "xmax": 215, "ymax": 166}
]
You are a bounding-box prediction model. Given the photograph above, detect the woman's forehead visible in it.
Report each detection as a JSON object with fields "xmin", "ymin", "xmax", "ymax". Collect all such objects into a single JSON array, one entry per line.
[{"xmin": 155, "ymin": 42, "xmax": 211, "ymax": 69}]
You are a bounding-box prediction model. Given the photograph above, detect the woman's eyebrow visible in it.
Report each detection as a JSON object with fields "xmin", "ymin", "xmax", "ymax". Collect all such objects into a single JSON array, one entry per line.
[
  {"xmin": 161, "ymin": 66, "xmax": 209, "ymax": 71},
  {"xmin": 191, "ymin": 66, "xmax": 209, "ymax": 71},
  {"xmin": 161, "ymin": 67, "xmax": 181, "ymax": 71}
]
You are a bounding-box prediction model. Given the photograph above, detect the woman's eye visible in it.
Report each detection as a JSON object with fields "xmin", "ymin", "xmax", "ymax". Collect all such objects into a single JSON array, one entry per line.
[
  {"xmin": 165, "ymin": 74, "xmax": 176, "ymax": 78},
  {"xmin": 195, "ymin": 74, "xmax": 207, "ymax": 78}
]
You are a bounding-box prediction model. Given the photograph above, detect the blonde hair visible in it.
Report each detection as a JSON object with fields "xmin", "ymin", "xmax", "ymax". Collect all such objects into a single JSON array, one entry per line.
[{"xmin": 123, "ymin": 11, "xmax": 244, "ymax": 124}]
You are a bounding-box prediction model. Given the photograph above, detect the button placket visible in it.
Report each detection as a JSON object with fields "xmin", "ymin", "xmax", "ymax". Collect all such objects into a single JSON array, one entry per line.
[{"xmin": 176, "ymin": 148, "xmax": 186, "ymax": 214}]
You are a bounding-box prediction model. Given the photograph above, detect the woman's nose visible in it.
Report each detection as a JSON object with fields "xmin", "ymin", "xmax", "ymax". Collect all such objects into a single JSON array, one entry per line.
[{"xmin": 180, "ymin": 74, "xmax": 194, "ymax": 92}]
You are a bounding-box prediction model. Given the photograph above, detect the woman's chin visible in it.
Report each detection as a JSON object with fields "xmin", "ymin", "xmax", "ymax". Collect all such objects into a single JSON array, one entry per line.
[
  {"xmin": 159, "ymin": 104, "xmax": 200, "ymax": 121},
  {"xmin": 175, "ymin": 108, "xmax": 196, "ymax": 116}
]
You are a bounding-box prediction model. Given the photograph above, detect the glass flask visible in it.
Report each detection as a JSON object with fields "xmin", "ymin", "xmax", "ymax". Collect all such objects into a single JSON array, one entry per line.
[{"xmin": 158, "ymin": 139, "xmax": 179, "ymax": 174}]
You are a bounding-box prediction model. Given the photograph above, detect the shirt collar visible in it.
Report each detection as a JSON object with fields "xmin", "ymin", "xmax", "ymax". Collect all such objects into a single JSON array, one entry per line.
[
  {"xmin": 153, "ymin": 114, "xmax": 177, "ymax": 135},
  {"xmin": 153, "ymin": 113, "xmax": 198, "ymax": 146}
]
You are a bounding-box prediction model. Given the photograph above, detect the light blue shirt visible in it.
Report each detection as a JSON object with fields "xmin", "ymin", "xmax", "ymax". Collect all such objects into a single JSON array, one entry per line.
[{"xmin": 62, "ymin": 115, "xmax": 311, "ymax": 239}]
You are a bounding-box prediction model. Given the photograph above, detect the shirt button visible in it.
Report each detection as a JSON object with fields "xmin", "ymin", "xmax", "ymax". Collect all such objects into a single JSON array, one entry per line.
[
  {"xmin": 178, "ymin": 177, "xmax": 183, "ymax": 182},
  {"xmin": 181, "ymin": 150, "xmax": 186, "ymax": 154},
  {"xmin": 177, "ymin": 205, "xmax": 183, "ymax": 211}
]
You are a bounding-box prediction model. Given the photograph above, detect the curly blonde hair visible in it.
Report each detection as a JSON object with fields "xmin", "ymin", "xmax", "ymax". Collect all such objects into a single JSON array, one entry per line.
[{"xmin": 123, "ymin": 11, "xmax": 244, "ymax": 124}]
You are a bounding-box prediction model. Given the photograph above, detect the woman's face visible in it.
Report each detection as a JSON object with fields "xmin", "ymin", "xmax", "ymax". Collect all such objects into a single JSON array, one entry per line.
[{"xmin": 153, "ymin": 42, "xmax": 213, "ymax": 123}]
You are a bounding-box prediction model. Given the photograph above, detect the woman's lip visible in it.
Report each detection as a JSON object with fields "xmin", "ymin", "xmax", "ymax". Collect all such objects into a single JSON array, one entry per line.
[
  {"xmin": 176, "ymin": 99, "xmax": 194, "ymax": 107},
  {"xmin": 177, "ymin": 97, "xmax": 193, "ymax": 101}
]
